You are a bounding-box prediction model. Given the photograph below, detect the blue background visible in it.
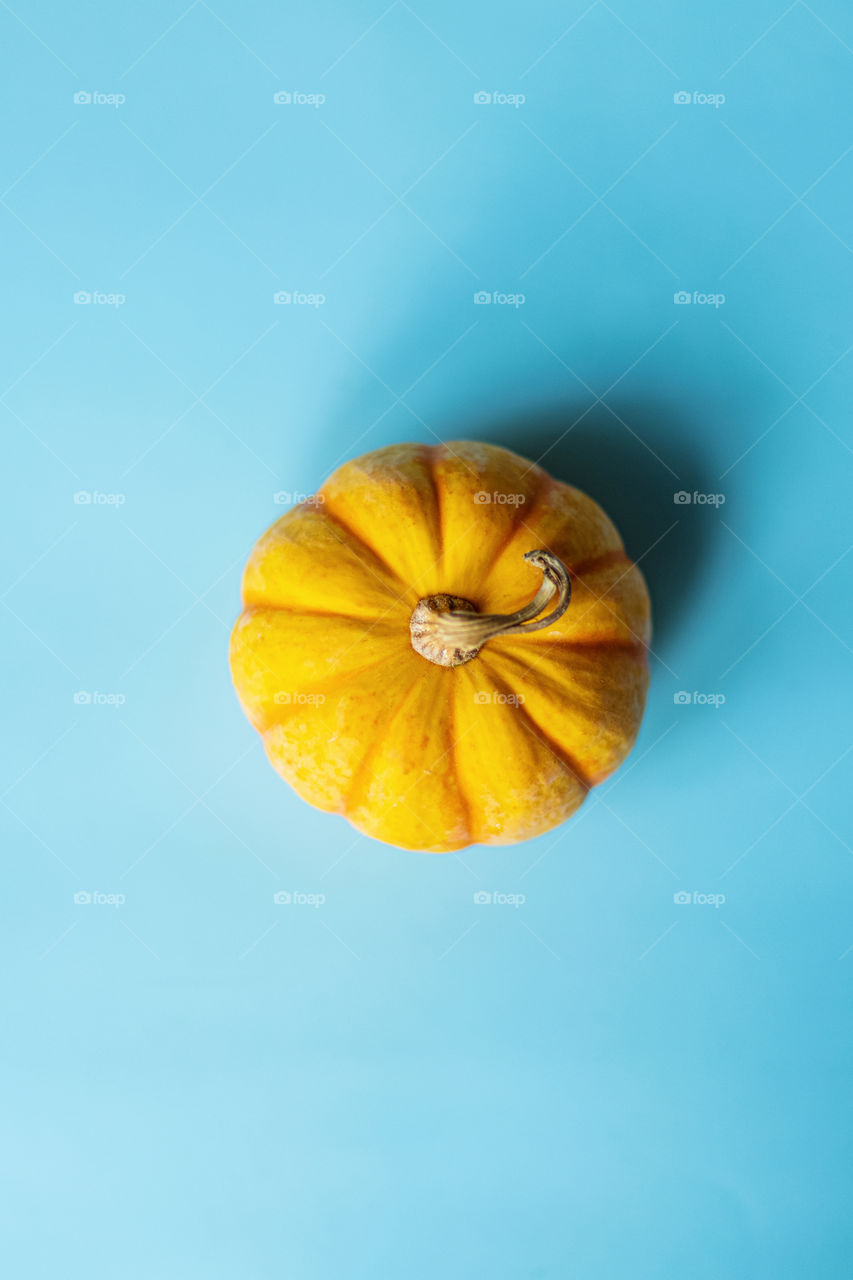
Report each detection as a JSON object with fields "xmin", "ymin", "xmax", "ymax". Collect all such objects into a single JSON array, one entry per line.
[{"xmin": 2, "ymin": 2, "xmax": 852, "ymax": 1276}]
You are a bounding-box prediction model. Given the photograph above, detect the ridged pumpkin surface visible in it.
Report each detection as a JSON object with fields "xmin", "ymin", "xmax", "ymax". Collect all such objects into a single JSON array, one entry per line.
[{"xmin": 230, "ymin": 441, "xmax": 651, "ymax": 852}]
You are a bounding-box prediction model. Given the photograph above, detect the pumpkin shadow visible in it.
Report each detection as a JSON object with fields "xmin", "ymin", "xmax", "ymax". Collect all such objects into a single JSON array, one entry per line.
[{"xmin": 470, "ymin": 402, "xmax": 716, "ymax": 651}]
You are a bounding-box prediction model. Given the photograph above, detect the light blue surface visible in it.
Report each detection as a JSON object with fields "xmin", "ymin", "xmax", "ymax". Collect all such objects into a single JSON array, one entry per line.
[{"xmin": 2, "ymin": 2, "xmax": 852, "ymax": 1276}]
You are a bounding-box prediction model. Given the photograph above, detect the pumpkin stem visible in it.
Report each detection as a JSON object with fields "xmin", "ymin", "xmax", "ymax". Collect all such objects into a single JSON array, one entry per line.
[{"xmin": 409, "ymin": 550, "xmax": 572, "ymax": 668}]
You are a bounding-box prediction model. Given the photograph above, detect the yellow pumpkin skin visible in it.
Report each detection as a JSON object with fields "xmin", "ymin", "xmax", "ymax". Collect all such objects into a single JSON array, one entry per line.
[{"xmin": 230, "ymin": 441, "xmax": 651, "ymax": 853}]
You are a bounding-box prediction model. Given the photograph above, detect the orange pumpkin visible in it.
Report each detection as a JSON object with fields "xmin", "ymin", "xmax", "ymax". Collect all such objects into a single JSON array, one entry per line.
[{"xmin": 230, "ymin": 441, "xmax": 651, "ymax": 852}]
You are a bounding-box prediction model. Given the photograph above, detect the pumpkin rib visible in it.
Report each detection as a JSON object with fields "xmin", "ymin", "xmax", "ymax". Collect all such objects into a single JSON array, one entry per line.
[
  {"xmin": 344, "ymin": 667, "xmax": 471, "ymax": 852},
  {"xmin": 241, "ymin": 602, "xmax": 399, "ymax": 624},
  {"xmin": 318, "ymin": 443, "xmax": 444, "ymax": 599},
  {"xmin": 513, "ymin": 701, "xmax": 594, "ymax": 793},
  {"xmin": 446, "ymin": 673, "xmax": 474, "ymax": 847},
  {"xmin": 478, "ymin": 659, "xmax": 594, "ymax": 791},
  {"xmin": 308, "ymin": 503, "xmax": 409, "ymax": 597},
  {"xmin": 483, "ymin": 632, "xmax": 646, "ymax": 704},
  {"xmin": 229, "ymin": 615, "xmax": 309, "ymax": 696},
  {"xmin": 570, "ymin": 548, "xmax": 632, "ymax": 577},
  {"xmin": 257, "ymin": 655, "xmax": 408, "ymax": 728},
  {"xmin": 475, "ymin": 463, "xmax": 552, "ymax": 585},
  {"xmin": 507, "ymin": 635, "xmax": 647, "ymax": 656},
  {"xmin": 558, "ymin": 582, "xmax": 650, "ymax": 651},
  {"xmin": 503, "ymin": 558, "xmax": 651, "ymax": 653},
  {"xmin": 425, "ymin": 441, "xmax": 445, "ymax": 524},
  {"xmin": 342, "ymin": 674, "xmax": 424, "ymax": 817},
  {"xmin": 231, "ymin": 604, "xmax": 403, "ymax": 674},
  {"xmin": 423, "ymin": 443, "xmax": 453, "ymax": 591}
]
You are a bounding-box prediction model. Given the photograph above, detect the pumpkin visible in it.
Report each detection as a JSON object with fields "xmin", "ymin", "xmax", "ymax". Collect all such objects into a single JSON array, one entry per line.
[{"xmin": 230, "ymin": 441, "xmax": 651, "ymax": 853}]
